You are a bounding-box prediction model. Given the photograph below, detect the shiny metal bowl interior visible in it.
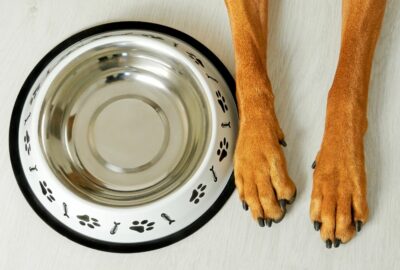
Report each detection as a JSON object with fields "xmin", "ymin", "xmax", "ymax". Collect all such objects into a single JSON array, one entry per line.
[{"xmin": 39, "ymin": 36, "xmax": 212, "ymax": 206}]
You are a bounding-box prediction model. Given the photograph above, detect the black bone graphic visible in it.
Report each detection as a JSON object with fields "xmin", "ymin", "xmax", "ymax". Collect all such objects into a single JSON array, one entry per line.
[
  {"xmin": 24, "ymin": 113, "xmax": 31, "ymax": 126},
  {"xmin": 161, "ymin": 213, "xmax": 175, "ymax": 225},
  {"xmin": 206, "ymin": 73, "xmax": 218, "ymax": 83},
  {"xmin": 210, "ymin": 165, "xmax": 218, "ymax": 182},
  {"xmin": 221, "ymin": 122, "xmax": 231, "ymax": 128},
  {"xmin": 110, "ymin": 222, "xmax": 121, "ymax": 235},
  {"xmin": 63, "ymin": 202, "xmax": 69, "ymax": 218}
]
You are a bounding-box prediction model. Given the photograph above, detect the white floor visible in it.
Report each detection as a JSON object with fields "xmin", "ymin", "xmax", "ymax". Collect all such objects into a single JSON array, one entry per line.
[{"xmin": 1, "ymin": 0, "xmax": 400, "ymax": 269}]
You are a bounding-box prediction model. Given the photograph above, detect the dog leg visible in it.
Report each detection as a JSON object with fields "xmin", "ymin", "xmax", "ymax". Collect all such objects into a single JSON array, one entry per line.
[
  {"xmin": 225, "ymin": 0, "xmax": 296, "ymax": 226},
  {"xmin": 310, "ymin": 0, "xmax": 387, "ymax": 248}
]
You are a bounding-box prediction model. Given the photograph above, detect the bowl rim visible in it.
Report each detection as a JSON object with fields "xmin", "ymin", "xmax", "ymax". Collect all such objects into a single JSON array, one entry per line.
[{"xmin": 9, "ymin": 21, "xmax": 237, "ymax": 253}]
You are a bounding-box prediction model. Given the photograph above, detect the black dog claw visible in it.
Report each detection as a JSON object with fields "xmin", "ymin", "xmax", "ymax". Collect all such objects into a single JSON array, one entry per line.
[
  {"xmin": 326, "ymin": 239, "xmax": 332, "ymax": 249},
  {"xmin": 334, "ymin": 239, "xmax": 341, "ymax": 248},
  {"xmin": 312, "ymin": 160, "xmax": 316, "ymax": 169},
  {"xmin": 265, "ymin": 218, "xmax": 272, "ymax": 227},
  {"xmin": 279, "ymin": 139, "xmax": 287, "ymax": 147},
  {"xmin": 242, "ymin": 201, "xmax": 248, "ymax": 211},
  {"xmin": 314, "ymin": 221, "xmax": 321, "ymax": 231},
  {"xmin": 258, "ymin": 218, "xmax": 265, "ymax": 227},
  {"xmin": 355, "ymin": 220, "xmax": 363, "ymax": 232},
  {"xmin": 279, "ymin": 199, "xmax": 287, "ymax": 213},
  {"xmin": 270, "ymin": 200, "xmax": 288, "ymax": 224}
]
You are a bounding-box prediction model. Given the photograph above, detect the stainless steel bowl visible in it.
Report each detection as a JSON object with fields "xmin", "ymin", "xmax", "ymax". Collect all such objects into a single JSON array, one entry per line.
[
  {"xmin": 10, "ymin": 22, "xmax": 238, "ymax": 252},
  {"xmin": 40, "ymin": 32, "xmax": 213, "ymax": 206}
]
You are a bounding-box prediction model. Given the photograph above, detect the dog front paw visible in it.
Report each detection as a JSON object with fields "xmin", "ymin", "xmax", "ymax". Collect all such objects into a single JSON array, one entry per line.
[
  {"xmin": 234, "ymin": 111, "xmax": 296, "ymax": 227},
  {"xmin": 310, "ymin": 132, "xmax": 369, "ymax": 248}
]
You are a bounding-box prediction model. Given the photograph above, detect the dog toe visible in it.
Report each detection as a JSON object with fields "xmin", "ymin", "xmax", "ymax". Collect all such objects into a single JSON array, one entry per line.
[
  {"xmin": 255, "ymin": 174, "xmax": 284, "ymax": 222},
  {"xmin": 310, "ymin": 137, "xmax": 369, "ymax": 247},
  {"xmin": 233, "ymin": 113, "xmax": 296, "ymax": 226},
  {"xmin": 320, "ymin": 195, "xmax": 336, "ymax": 243},
  {"xmin": 268, "ymin": 148, "xmax": 297, "ymax": 204},
  {"xmin": 335, "ymin": 195, "xmax": 356, "ymax": 243},
  {"xmin": 234, "ymin": 171, "xmax": 245, "ymax": 201},
  {"xmin": 352, "ymin": 193, "xmax": 369, "ymax": 226},
  {"xmin": 243, "ymin": 175, "xmax": 264, "ymax": 221}
]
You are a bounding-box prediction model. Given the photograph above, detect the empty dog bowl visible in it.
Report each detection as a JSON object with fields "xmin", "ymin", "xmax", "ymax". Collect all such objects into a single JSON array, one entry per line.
[{"xmin": 9, "ymin": 22, "xmax": 238, "ymax": 252}]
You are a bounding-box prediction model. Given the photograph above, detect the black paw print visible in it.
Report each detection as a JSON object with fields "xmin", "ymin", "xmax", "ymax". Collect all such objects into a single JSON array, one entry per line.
[
  {"xmin": 130, "ymin": 220, "xmax": 155, "ymax": 233},
  {"xmin": 216, "ymin": 90, "xmax": 228, "ymax": 113},
  {"xmin": 190, "ymin": 184, "xmax": 207, "ymax": 204},
  {"xmin": 24, "ymin": 131, "xmax": 31, "ymax": 155},
  {"xmin": 39, "ymin": 181, "xmax": 55, "ymax": 202},
  {"xmin": 77, "ymin": 215, "xmax": 100, "ymax": 229},
  {"xmin": 217, "ymin": 137, "xmax": 229, "ymax": 162}
]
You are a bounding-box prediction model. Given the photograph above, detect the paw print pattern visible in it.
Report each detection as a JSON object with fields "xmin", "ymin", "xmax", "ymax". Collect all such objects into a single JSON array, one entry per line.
[
  {"xmin": 217, "ymin": 137, "xmax": 229, "ymax": 162},
  {"xmin": 187, "ymin": 52, "xmax": 204, "ymax": 68},
  {"xmin": 216, "ymin": 90, "xmax": 228, "ymax": 113},
  {"xmin": 130, "ymin": 220, "xmax": 155, "ymax": 233},
  {"xmin": 39, "ymin": 181, "xmax": 55, "ymax": 202},
  {"xmin": 190, "ymin": 184, "xmax": 207, "ymax": 204},
  {"xmin": 24, "ymin": 131, "xmax": 31, "ymax": 155},
  {"xmin": 77, "ymin": 215, "xmax": 100, "ymax": 229},
  {"xmin": 29, "ymin": 85, "xmax": 40, "ymax": 105}
]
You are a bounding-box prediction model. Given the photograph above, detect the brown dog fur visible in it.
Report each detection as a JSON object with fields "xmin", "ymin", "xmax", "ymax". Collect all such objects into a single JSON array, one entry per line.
[{"xmin": 224, "ymin": 0, "xmax": 386, "ymax": 246}]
